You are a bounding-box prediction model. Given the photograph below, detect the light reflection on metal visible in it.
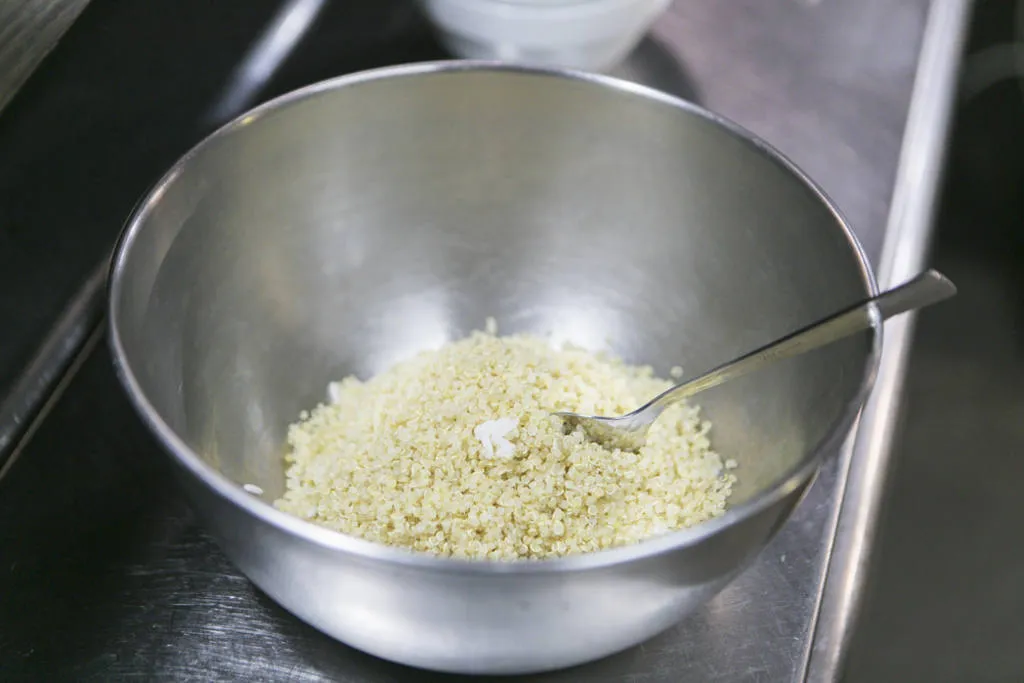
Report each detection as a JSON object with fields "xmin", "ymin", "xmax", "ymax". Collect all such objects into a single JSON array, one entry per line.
[
  {"xmin": 0, "ymin": 0, "xmax": 91, "ymax": 115},
  {"xmin": 205, "ymin": 0, "xmax": 326, "ymax": 126}
]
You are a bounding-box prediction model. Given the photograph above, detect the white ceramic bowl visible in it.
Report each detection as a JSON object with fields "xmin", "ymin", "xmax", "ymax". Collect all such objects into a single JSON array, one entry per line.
[{"xmin": 420, "ymin": 0, "xmax": 672, "ymax": 72}]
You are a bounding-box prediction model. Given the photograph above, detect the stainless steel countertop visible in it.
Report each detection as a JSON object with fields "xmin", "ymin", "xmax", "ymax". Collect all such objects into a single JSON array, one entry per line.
[
  {"xmin": 633, "ymin": 1, "xmax": 971, "ymax": 681},
  {"xmin": 0, "ymin": 0, "xmax": 971, "ymax": 681}
]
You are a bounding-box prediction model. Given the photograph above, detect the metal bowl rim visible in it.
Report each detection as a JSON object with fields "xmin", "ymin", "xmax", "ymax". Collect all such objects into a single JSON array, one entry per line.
[{"xmin": 107, "ymin": 59, "xmax": 882, "ymax": 575}]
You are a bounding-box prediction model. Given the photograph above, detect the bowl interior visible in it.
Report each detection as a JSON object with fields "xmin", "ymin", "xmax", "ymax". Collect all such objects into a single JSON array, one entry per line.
[{"xmin": 112, "ymin": 66, "xmax": 875, "ymax": 513}]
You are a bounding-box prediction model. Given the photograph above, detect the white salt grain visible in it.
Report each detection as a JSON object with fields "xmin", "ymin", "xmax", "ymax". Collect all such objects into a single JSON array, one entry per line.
[{"xmin": 474, "ymin": 418, "xmax": 518, "ymax": 459}]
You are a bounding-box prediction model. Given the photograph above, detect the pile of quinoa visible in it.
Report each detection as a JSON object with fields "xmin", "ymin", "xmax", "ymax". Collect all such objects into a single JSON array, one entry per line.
[{"xmin": 275, "ymin": 325, "xmax": 736, "ymax": 561}]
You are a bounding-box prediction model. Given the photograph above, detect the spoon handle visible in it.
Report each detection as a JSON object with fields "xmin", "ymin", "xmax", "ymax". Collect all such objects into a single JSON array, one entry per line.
[{"xmin": 640, "ymin": 269, "xmax": 957, "ymax": 416}]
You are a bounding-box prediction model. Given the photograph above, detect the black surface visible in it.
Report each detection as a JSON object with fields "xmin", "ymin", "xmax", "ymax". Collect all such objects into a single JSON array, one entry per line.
[
  {"xmin": 0, "ymin": 345, "xmax": 402, "ymax": 681},
  {"xmin": 0, "ymin": 0, "xmax": 444, "ymax": 399}
]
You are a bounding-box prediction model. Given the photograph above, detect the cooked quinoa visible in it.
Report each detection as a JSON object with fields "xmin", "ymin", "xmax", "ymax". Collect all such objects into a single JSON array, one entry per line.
[{"xmin": 275, "ymin": 325, "xmax": 736, "ymax": 560}]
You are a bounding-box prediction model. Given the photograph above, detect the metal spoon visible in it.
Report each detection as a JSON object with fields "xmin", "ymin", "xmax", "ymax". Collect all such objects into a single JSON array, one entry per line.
[{"xmin": 556, "ymin": 269, "xmax": 957, "ymax": 452}]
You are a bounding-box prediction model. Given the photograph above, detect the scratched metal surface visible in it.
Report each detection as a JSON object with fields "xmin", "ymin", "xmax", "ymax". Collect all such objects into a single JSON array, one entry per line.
[
  {"xmin": 0, "ymin": 0, "xmax": 91, "ymax": 114},
  {"xmin": 0, "ymin": 0, "xmax": 939, "ymax": 681}
]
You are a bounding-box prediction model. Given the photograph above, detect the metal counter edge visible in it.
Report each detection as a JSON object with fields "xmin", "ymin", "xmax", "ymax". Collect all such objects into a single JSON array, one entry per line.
[{"xmin": 802, "ymin": 1, "xmax": 974, "ymax": 680}]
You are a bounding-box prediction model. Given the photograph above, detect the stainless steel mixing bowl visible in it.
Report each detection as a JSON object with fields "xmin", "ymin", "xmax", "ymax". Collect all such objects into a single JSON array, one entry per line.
[{"xmin": 108, "ymin": 62, "xmax": 880, "ymax": 675}]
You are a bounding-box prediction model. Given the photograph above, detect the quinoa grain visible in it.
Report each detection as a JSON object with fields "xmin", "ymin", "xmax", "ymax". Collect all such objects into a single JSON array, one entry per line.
[{"xmin": 275, "ymin": 329, "xmax": 735, "ymax": 560}]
